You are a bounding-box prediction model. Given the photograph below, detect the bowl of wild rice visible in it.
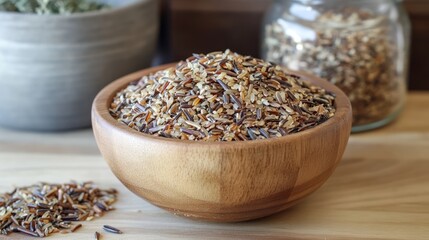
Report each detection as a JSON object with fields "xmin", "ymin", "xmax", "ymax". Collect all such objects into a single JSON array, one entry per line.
[{"xmin": 92, "ymin": 50, "xmax": 352, "ymax": 222}]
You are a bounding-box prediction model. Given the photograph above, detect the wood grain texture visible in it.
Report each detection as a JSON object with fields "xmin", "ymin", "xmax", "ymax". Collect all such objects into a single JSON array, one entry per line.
[
  {"xmin": 166, "ymin": 0, "xmax": 270, "ymax": 61},
  {"xmin": 0, "ymin": 0, "xmax": 158, "ymax": 131},
  {"xmin": 0, "ymin": 128, "xmax": 98, "ymax": 155},
  {"xmin": 405, "ymin": 0, "xmax": 429, "ymax": 90},
  {"xmin": 91, "ymin": 64, "xmax": 352, "ymax": 222},
  {"xmin": 170, "ymin": 0, "xmax": 269, "ymax": 13},
  {"xmin": 0, "ymin": 93, "xmax": 428, "ymax": 239}
]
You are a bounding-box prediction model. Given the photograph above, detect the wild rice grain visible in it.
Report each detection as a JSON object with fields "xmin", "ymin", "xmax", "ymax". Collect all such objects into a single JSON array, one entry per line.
[
  {"xmin": 71, "ymin": 224, "xmax": 82, "ymax": 232},
  {"xmin": 103, "ymin": 225, "xmax": 122, "ymax": 234}
]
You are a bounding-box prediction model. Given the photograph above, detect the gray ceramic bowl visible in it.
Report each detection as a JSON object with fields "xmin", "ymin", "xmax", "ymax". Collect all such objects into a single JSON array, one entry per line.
[{"xmin": 0, "ymin": 0, "xmax": 158, "ymax": 131}]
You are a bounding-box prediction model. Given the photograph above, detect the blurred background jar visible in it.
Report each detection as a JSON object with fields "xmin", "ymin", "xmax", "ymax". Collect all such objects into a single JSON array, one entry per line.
[{"xmin": 262, "ymin": 0, "xmax": 411, "ymax": 132}]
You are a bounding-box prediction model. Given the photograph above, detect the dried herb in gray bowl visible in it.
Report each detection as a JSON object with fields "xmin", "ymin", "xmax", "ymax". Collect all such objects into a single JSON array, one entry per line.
[{"xmin": 0, "ymin": 0, "xmax": 110, "ymax": 14}]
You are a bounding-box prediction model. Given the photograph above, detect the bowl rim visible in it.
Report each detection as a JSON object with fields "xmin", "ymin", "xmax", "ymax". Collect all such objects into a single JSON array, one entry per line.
[
  {"xmin": 0, "ymin": 0, "xmax": 152, "ymax": 19},
  {"xmin": 92, "ymin": 62, "xmax": 352, "ymax": 148}
]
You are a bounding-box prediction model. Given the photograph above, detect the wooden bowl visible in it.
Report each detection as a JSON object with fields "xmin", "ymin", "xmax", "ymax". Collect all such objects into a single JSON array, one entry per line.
[
  {"xmin": 92, "ymin": 63, "xmax": 352, "ymax": 222},
  {"xmin": 0, "ymin": 0, "xmax": 158, "ymax": 131}
]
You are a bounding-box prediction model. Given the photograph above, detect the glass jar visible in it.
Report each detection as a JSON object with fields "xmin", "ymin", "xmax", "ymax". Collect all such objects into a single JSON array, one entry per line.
[{"xmin": 262, "ymin": 0, "xmax": 411, "ymax": 132}]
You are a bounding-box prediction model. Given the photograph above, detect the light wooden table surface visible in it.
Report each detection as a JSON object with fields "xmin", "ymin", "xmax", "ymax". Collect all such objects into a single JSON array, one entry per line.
[{"xmin": 1, "ymin": 93, "xmax": 428, "ymax": 240}]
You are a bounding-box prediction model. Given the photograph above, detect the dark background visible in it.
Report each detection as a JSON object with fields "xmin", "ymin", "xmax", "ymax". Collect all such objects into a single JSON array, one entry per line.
[{"xmin": 157, "ymin": 0, "xmax": 429, "ymax": 90}]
